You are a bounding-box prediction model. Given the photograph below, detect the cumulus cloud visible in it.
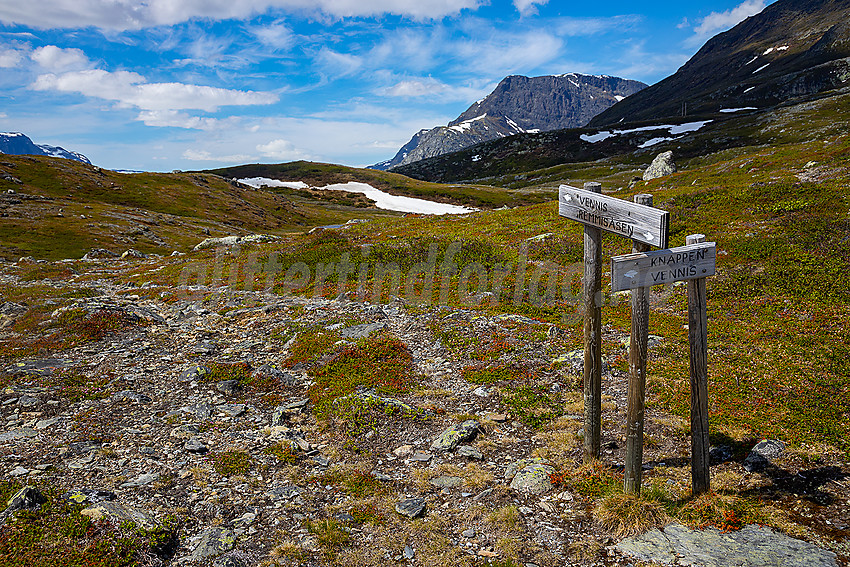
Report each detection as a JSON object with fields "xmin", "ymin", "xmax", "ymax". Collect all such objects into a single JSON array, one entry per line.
[
  {"xmin": 0, "ymin": 48, "xmax": 25, "ymax": 68},
  {"xmin": 256, "ymin": 138, "xmax": 312, "ymax": 160},
  {"xmin": 32, "ymin": 69, "xmax": 278, "ymax": 111},
  {"xmin": 31, "ymin": 45, "xmax": 90, "ymax": 71},
  {"xmin": 0, "ymin": 0, "xmax": 483, "ymax": 30},
  {"xmin": 513, "ymin": 0, "xmax": 547, "ymax": 16},
  {"xmin": 690, "ymin": 0, "xmax": 768, "ymax": 45}
]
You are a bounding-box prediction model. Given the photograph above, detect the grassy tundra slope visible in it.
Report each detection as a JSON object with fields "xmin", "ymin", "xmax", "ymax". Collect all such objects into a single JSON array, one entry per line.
[
  {"xmin": 0, "ymin": 93, "xmax": 848, "ymax": 566},
  {"xmin": 0, "ymin": 156, "xmax": 407, "ymax": 261}
]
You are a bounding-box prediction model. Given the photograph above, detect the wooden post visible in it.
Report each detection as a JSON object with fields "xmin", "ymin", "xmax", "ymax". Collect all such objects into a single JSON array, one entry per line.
[
  {"xmin": 583, "ymin": 181, "xmax": 603, "ymax": 462},
  {"xmin": 687, "ymin": 233, "xmax": 710, "ymax": 494},
  {"xmin": 624, "ymin": 194, "xmax": 653, "ymax": 494}
]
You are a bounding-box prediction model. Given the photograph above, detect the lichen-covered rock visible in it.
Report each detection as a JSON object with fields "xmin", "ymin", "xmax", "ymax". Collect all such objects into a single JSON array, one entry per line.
[
  {"xmin": 193, "ymin": 234, "xmax": 280, "ymax": 251},
  {"xmin": 81, "ymin": 500, "xmax": 159, "ymax": 531},
  {"xmin": 616, "ymin": 523, "xmax": 838, "ymax": 567},
  {"xmin": 509, "ymin": 463, "xmax": 556, "ymax": 495},
  {"xmin": 743, "ymin": 439, "xmax": 785, "ymax": 472},
  {"xmin": 395, "ymin": 497, "xmax": 426, "ymax": 518},
  {"xmin": 431, "ymin": 420, "xmax": 479, "ymax": 451},
  {"xmin": 504, "ymin": 457, "xmax": 550, "ymax": 480},
  {"xmin": 643, "ymin": 151, "xmax": 677, "ymax": 180},
  {"xmin": 6, "ymin": 486, "xmax": 46, "ymax": 512},
  {"xmin": 191, "ymin": 527, "xmax": 237, "ymax": 561}
]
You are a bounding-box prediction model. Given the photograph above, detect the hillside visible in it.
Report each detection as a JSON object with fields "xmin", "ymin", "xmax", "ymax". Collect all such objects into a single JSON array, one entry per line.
[
  {"xmin": 201, "ymin": 161, "xmax": 547, "ymax": 209},
  {"xmin": 0, "ymin": 156, "xmax": 410, "ymax": 261},
  {"xmin": 589, "ymin": 0, "xmax": 850, "ymax": 126},
  {"xmin": 0, "ymin": 105, "xmax": 848, "ymax": 566},
  {"xmin": 373, "ymin": 74, "xmax": 646, "ymax": 171}
]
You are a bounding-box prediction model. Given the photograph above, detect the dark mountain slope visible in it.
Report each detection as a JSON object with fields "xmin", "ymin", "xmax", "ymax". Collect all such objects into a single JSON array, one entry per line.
[{"xmin": 590, "ymin": 0, "xmax": 850, "ymax": 126}]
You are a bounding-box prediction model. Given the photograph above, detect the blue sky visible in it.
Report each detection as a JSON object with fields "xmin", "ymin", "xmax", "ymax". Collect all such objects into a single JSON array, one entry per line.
[{"xmin": 0, "ymin": 0, "xmax": 774, "ymax": 171}]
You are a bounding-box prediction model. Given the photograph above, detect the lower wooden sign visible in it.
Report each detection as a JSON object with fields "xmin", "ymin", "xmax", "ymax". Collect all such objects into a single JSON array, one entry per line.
[{"xmin": 611, "ymin": 242, "xmax": 716, "ymax": 292}]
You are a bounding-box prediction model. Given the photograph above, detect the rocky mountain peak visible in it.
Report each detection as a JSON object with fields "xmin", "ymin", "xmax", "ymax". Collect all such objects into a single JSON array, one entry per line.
[
  {"xmin": 371, "ymin": 73, "xmax": 646, "ymax": 171},
  {"xmin": 0, "ymin": 132, "xmax": 91, "ymax": 165}
]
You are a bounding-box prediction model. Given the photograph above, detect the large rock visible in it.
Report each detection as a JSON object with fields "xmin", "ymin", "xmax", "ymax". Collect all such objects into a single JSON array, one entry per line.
[
  {"xmin": 81, "ymin": 500, "xmax": 159, "ymax": 530},
  {"xmin": 193, "ymin": 234, "xmax": 280, "ymax": 251},
  {"xmin": 509, "ymin": 463, "xmax": 556, "ymax": 495},
  {"xmin": 743, "ymin": 439, "xmax": 785, "ymax": 472},
  {"xmin": 191, "ymin": 527, "xmax": 237, "ymax": 561},
  {"xmin": 395, "ymin": 497, "xmax": 426, "ymax": 518},
  {"xmin": 431, "ymin": 420, "xmax": 480, "ymax": 451},
  {"xmin": 643, "ymin": 151, "xmax": 676, "ymax": 180},
  {"xmin": 616, "ymin": 523, "xmax": 838, "ymax": 567}
]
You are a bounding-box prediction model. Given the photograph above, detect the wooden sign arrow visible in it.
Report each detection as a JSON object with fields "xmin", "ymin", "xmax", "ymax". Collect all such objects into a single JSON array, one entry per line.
[
  {"xmin": 558, "ymin": 185, "xmax": 669, "ymax": 248},
  {"xmin": 611, "ymin": 241, "xmax": 716, "ymax": 292}
]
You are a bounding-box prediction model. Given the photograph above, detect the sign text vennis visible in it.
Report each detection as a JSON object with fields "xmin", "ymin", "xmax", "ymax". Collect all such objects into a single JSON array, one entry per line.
[{"xmin": 558, "ymin": 185, "xmax": 669, "ymax": 248}]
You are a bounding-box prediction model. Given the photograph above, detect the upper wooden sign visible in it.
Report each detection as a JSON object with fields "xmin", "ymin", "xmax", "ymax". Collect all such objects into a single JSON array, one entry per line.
[
  {"xmin": 558, "ymin": 185, "xmax": 669, "ymax": 248},
  {"xmin": 610, "ymin": 241, "xmax": 716, "ymax": 292}
]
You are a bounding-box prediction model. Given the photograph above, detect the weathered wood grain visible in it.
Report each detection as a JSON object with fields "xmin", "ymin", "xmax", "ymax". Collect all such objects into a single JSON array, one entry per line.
[
  {"xmin": 558, "ymin": 184, "xmax": 669, "ymax": 248},
  {"xmin": 582, "ymin": 182, "xmax": 603, "ymax": 462},
  {"xmin": 624, "ymin": 194, "xmax": 652, "ymax": 495},
  {"xmin": 610, "ymin": 242, "xmax": 716, "ymax": 292},
  {"xmin": 687, "ymin": 234, "xmax": 711, "ymax": 495}
]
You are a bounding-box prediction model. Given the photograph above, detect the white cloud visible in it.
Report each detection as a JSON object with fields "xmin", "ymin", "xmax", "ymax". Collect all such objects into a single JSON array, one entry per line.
[
  {"xmin": 0, "ymin": 0, "xmax": 483, "ymax": 30},
  {"xmin": 251, "ymin": 22, "xmax": 295, "ymax": 50},
  {"xmin": 0, "ymin": 48, "xmax": 25, "ymax": 68},
  {"xmin": 513, "ymin": 0, "xmax": 547, "ymax": 16},
  {"xmin": 31, "ymin": 69, "xmax": 278, "ymax": 111},
  {"xmin": 555, "ymin": 15, "xmax": 641, "ymax": 37},
  {"xmin": 382, "ymin": 78, "xmax": 446, "ymax": 97},
  {"xmin": 256, "ymin": 138, "xmax": 313, "ymax": 160},
  {"xmin": 182, "ymin": 148, "xmax": 253, "ymax": 162},
  {"xmin": 315, "ymin": 48, "xmax": 363, "ymax": 77},
  {"xmin": 0, "ymin": 112, "xmax": 7, "ymax": 118},
  {"xmin": 136, "ymin": 110, "xmax": 235, "ymax": 130},
  {"xmin": 690, "ymin": 0, "xmax": 768, "ymax": 45},
  {"xmin": 454, "ymin": 31, "xmax": 563, "ymax": 76},
  {"xmin": 31, "ymin": 45, "xmax": 90, "ymax": 71}
]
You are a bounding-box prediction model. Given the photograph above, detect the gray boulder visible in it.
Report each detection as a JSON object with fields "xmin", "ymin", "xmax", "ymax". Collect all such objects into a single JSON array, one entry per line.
[
  {"xmin": 643, "ymin": 151, "xmax": 676, "ymax": 180},
  {"xmin": 509, "ymin": 463, "xmax": 556, "ymax": 494},
  {"xmin": 431, "ymin": 420, "xmax": 480, "ymax": 451}
]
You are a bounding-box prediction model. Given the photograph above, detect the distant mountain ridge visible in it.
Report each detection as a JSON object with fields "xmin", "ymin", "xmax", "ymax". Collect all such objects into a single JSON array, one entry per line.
[
  {"xmin": 372, "ymin": 73, "xmax": 646, "ymax": 170},
  {"xmin": 0, "ymin": 132, "xmax": 91, "ymax": 164},
  {"xmin": 589, "ymin": 0, "xmax": 850, "ymax": 126}
]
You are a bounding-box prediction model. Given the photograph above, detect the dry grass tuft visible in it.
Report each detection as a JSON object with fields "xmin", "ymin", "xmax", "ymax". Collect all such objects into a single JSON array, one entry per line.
[{"xmin": 594, "ymin": 493, "xmax": 669, "ymax": 536}]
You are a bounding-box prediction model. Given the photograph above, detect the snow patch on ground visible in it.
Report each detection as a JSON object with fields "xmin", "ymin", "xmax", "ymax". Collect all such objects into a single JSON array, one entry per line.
[
  {"xmin": 754, "ymin": 63, "xmax": 770, "ymax": 73},
  {"xmin": 639, "ymin": 137, "xmax": 673, "ymax": 148},
  {"xmin": 719, "ymin": 107, "xmax": 757, "ymax": 113},
  {"xmin": 581, "ymin": 121, "xmax": 712, "ymax": 144},
  {"xmin": 239, "ymin": 177, "xmax": 308, "ymax": 189},
  {"xmin": 580, "ymin": 131, "xmax": 615, "ymax": 143},
  {"xmin": 320, "ymin": 182, "xmax": 476, "ymax": 215},
  {"xmin": 614, "ymin": 95, "xmax": 625, "ymax": 102}
]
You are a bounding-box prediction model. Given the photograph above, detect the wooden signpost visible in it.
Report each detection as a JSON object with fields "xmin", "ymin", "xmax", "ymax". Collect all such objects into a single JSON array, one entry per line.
[
  {"xmin": 559, "ymin": 182, "xmax": 714, "ymax": 494},
  {"xmin": 611, "ymin": 235, "xmax": 716, "ymax": 494},
  {"xmin": 559, "ymin": 184, "xmax": 669, "ymax": 462}
]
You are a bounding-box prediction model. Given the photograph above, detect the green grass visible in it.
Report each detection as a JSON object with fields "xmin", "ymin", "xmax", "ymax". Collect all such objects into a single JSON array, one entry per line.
[
  {"xmin": 210, "ymin": 450, "xmax": 253, "ymax": 476},
  {"xmin": 309, "ymin": 333, "xmax": 418, "ymax": 416},
  {"xmin": 0, "ymin": 481, "xmax": 176, "ymax": 567}
]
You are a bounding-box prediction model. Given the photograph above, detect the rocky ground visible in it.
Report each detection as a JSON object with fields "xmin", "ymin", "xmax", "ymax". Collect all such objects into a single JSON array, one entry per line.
[{"xmin": 0, "ymin": 254, "xmax": 848, "ymax": 567}]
